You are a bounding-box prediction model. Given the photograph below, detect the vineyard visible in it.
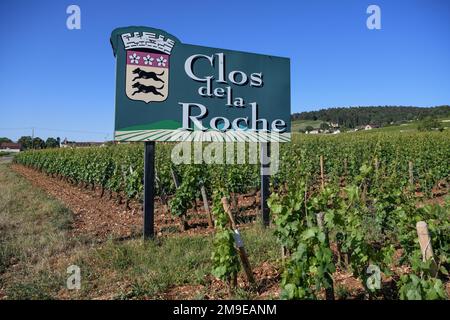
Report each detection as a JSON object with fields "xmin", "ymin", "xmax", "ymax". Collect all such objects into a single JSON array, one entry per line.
[{"xmin": 12, "ymin": 130, "xmax": 450, "ymax": 299}]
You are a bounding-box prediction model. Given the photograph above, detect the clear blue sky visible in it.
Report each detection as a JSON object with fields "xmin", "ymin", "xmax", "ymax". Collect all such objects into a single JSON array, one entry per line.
[{"xmin": 1, "ymin": 0, "xmax": 449, "ymax": 141}]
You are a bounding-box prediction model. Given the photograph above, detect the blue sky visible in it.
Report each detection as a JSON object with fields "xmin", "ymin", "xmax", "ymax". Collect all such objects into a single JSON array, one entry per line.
[{"xmin": 0, "ymin": 0, "xmax": 449, "ymax": 141}]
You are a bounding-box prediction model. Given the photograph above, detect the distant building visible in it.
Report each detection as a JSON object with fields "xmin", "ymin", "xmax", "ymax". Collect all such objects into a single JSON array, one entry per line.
[
  {"xmin": 60, "ymin": 138, "xmax": 105, "ymax": 148},
  {"xmin": 0, "ymin": 142, "xmax": 22, "ymax": 153},
  {"xmin": 363, "ymin": 124, "xmax": 380, "ymax": 130},
  {"xmin": 329, "ymin": 122, "xmax": 340, "ymax": 128}
]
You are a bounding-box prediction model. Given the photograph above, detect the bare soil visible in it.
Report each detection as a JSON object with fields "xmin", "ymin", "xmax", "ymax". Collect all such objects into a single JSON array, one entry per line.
[
  {"xmin": 158, "ymin": 262, "xmax": 281, "ymax": 300},
  {"xmin": 11, "ymin": 164, "xmax": 259, "ymax": 241}
]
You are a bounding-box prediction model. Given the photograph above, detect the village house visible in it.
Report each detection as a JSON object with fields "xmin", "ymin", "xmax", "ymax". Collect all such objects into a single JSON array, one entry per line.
[
  {"xmin": 364, "ymin": 124, "xmax": 380, "ymax": 130},
  {"xmin": 0, "ymin": 142, "xmax": 22, "ymax": 153}
]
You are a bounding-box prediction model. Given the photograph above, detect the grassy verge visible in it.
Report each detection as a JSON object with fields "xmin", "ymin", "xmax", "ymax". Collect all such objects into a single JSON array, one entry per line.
[
  {"xmin": 0, "ymin": 163, "xmax": 74, "ymax": 299},
  {"xmin": 0, "ymin": 152, "xmax": 12, "ymax": 157},
  {"xmin": 69, "ymin": 223, "xmax": 278, "ymax": 300},
  {"xmin": 0, "ymin": 164, "xmax": 279, "ymax": 299}
]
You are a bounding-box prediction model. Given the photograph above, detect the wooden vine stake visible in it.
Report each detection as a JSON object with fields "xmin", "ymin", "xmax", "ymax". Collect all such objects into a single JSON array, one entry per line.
[
  {"xmin": 222, "ymin": 197, "xmax": 256, "ymax": 287},
  {"xmin": 200, "ymin": 184, "xmax": 213, "ymax": 228},
  {"xmin": 316, "ymin": 212, "xmax": 335, "ymax": 300},
  {"xmin": 320, "ymin": 155, "xmax": 325, "ymax": 190},
  {"xmin": 416, "ymin": 221, "xmax": 438, "ymax": 277},
  {"xmin": 171, "ymin": 167, "xmax": 180, "ymax": 188}
]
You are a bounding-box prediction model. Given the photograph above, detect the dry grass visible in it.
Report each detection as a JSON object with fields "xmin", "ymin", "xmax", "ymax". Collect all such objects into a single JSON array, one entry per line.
[{"xmin": 0, "ymin": 164, "xmax": 74, "ymax": 299}]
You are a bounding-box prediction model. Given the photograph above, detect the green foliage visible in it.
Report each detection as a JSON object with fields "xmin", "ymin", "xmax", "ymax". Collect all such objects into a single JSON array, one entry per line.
[
  {"xmin": 293, "ymin": 105, "xmax": 450, "ymax": 128},
  {"xmin": 398, "ymin": 252, "xmax": 447, "ymax": 300},
  {"xmin": 320, "ymin": 122, "xmax": 330, "ymax": 130},
  {"xmin": 417, "ymin": 117, "xmax": 444, "ymax": 132},
  {"xmin": 399, "ymin": 274, "xmax": 447, "ymax": 300},
  {"xmin": 210, "ymin": 191, "xmax": 240, "ymax": 281},
  {"xmin": 281, "ymin": 228, "xmax": 335, "ymax": 299},
  {"xmin": 32, "ymin": 137, "xmax": 45, "ymax": 149},
  {"xmin": 12, "ymin": 130, "xmax": 450, "ymax": 299},
  {"xmin": 269, "ymin": 178, "xmax": 337, "ymax": 299},
  {"xmin": 45, "ymin": 137, "xmax": 59, "ymax": 148},
  {"xmin": 14, "ymin": 131, "xmax": 449, "ymax": 206},
  {"xmin": 169, "ymin": 165, "xmax": 202, "ymax": 217},
  {"xmin": 18, "ymin": 136, "xmax": 33, "ymax": 150},
  {"xmin": 0, "ymin": 137, "xmax": 12, "ymax": 143},
  {"xmin": 270, "ymin": 158, "xmax": 449, "ymax": 300}
]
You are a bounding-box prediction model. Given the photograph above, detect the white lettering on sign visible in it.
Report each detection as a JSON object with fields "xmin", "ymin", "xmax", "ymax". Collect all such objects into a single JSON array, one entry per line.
[
  {"xmin": 184, "ymin": 53, "xmax": 263, "ymax": 87},
  {"xmin": 184, "ymin": 54, "xmax": 214, "ymax": 81},
  {"xmin": 180, "ymin": 102, "xmax": 285, "ymax": 132},
  {"xmin": 180, "ymin": 103, "xmax": 207, "ymax": 131},
  {"xmin": 181, "ymin": 53, "xmax": 286, "ymax": 133}
]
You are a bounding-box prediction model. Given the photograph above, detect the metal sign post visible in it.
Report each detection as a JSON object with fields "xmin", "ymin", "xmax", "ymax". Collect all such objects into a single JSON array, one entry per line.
[
  {"xmin": 260, "ymin": 142, "xmax": 271, "ymax": 227},
  {"xmin": 143, "ymin": 141, "xmax": 155, "ymax": 239}
]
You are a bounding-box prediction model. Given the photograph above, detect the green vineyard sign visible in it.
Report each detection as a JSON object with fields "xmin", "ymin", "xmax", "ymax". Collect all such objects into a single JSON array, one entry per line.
[{"xmin": 110, "ymin": 26, "xmax": 291, "ymax": 142}]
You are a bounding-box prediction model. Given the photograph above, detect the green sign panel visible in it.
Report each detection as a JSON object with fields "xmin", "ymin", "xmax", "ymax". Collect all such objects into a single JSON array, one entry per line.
[{"xmin": 110, "ymin": 26, "xmax": 291, "ymax": 142}]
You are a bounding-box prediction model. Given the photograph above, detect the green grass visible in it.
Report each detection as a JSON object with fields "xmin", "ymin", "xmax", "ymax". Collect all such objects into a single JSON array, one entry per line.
[
  {"xmin": 0, "ymin": 164, "xmax": 279, "ymax": 299},
  {"xmin": 0, "ymin": 152, "xmax": 12, "ymax": 157},
  {"xmin": 72, "ymin": 223, "xmax": 279, "ymax": 299}
]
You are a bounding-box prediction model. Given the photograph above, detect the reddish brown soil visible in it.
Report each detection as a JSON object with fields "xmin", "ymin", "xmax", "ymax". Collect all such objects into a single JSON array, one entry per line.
[
  {"xmin": 11, "ymin": 164, "xmax": 259, "ymax": 241},
  {"xmin": 157, "ymin": 262, "xmax": 281, "ymax": 300},
  {"xmin": 13, "ymin": 164, "xmax": 143, "ymax": 240}
]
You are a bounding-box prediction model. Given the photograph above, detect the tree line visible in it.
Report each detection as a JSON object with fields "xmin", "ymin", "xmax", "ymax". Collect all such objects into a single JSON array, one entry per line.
[
  {"xmin": 0, "ymin": 136, "xmax": 61, "ymax": 149},
  {"xmin": 292, "ymin": 106, "xmax": 450, "ymax": 128}
]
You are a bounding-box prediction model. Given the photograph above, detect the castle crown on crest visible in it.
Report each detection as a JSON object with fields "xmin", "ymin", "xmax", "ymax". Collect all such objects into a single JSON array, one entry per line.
[{"xmin": 121, "ymin": 32, "xmax": 175, "ymax": 55}]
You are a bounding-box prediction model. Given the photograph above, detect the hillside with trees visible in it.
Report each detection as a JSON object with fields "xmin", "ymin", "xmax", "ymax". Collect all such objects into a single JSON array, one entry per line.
[{"xmin": 292, "ymin": 106, "xmax": 450, "ymax": 129}]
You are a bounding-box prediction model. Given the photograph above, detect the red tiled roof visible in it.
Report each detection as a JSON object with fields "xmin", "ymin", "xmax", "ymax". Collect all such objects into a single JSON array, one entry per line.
[{"xmin": 0, "ymin": 142, "xmax": 22, "ymax": 149}]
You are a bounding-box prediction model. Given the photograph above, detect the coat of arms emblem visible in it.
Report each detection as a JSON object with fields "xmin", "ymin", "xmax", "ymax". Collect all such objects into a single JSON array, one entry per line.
[{"xmin": 121, "ymin": 32, "xmax": 175, "ymax": 103}]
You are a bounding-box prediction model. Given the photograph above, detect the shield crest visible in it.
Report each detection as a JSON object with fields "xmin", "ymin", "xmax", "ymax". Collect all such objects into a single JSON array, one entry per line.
[{"xmin": 125, "ymin": 49, "xmax": 169, "ymax": 103}]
